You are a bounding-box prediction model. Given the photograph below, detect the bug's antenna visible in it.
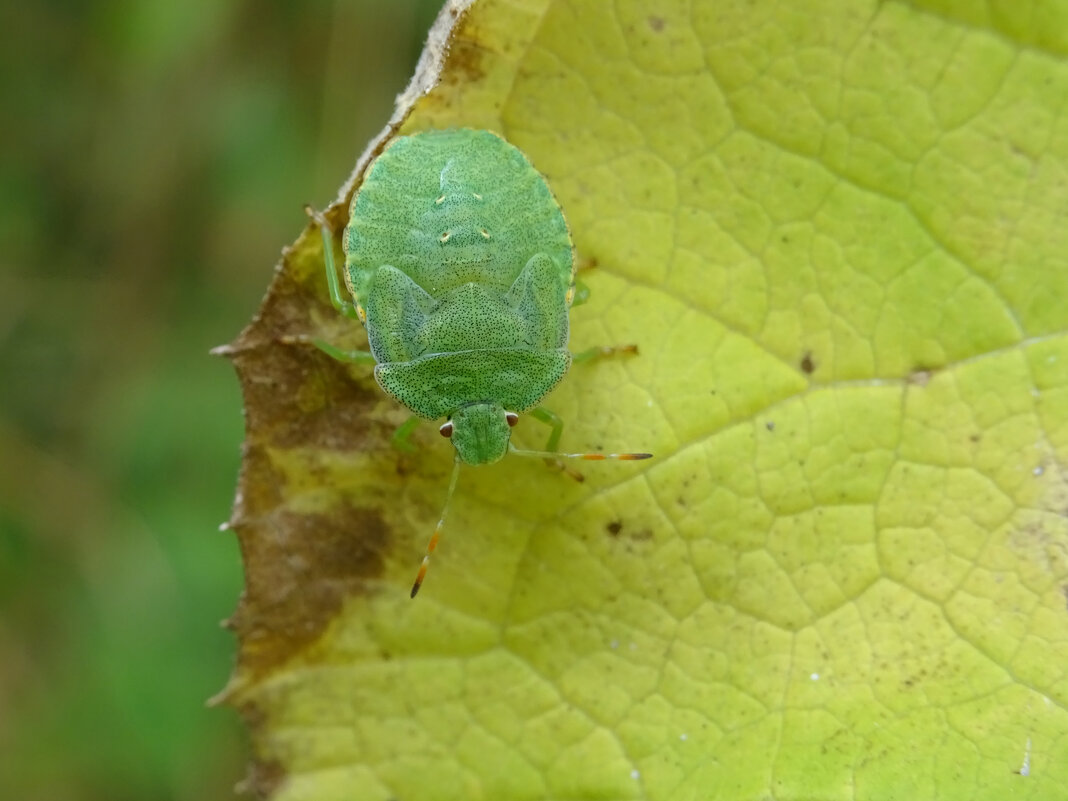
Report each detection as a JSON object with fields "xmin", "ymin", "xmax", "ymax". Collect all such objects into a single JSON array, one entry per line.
[
  {"xmin": 509, "ymin": 445, "xmax": 653, "ymax": 462},
  {"xmin": 410, "ymin": 456, "xmax": 463, "ymax": 598}
]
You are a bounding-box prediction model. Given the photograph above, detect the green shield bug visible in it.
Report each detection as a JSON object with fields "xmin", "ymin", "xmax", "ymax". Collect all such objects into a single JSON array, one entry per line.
[{"xmin": 307, "ymin": 128, "xmax": 651, "ymax": 596}]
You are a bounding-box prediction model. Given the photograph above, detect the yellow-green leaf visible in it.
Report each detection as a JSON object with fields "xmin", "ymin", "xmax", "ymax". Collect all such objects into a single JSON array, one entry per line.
[{"xmin": 218, "ymin": 0, "xmax": 1068, "ymax": 798}]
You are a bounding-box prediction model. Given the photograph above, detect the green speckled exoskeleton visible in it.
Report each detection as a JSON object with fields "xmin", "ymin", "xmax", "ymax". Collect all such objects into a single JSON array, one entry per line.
[{"xmin": 308, "ymin": 128, "xmax": 651, "ymax": 596}]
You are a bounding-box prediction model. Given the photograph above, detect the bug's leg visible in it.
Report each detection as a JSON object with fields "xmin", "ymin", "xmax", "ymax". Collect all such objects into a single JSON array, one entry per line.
[
  {"xmin": 569, "ymin": 277, "xmax": 591, "ymax": 307},
  {"xmin": 391, "ymin": 415, "xmax": 421, "ymax": 453},
  {"xmin": 572, "ymin": 344, "xmax": 639, "ymax": 363},
  {"xmin": 411, "ymin": 456, "xmax": 462, "ymax": 598},
  {"xmin": 529, "ymin": 407, "xmax": 585, "ymax": 482},
  {"xmin": 564, "ymin": 265, "xmax": 639, "ymax": 359},
  {"xmin": 530, "ymin": 406, "xmax": 564, "ymax": 452},
  {"xmin": 510, "ymin": 424, "xmax": 652, "ymax": 474},
  {"xmin": 296, "ymin": 336, "xmax": 377, "ymax": 365},
  {"xmin": 304, "ymin": 204, "xmax": 361, "ymax": 321},
  {"xmin": 569, "ymin": 252, "xmax": 600, "ymax": 305},
  {"xmin": 289, "ymin": 207, "xmax": 374, "ymax": 363}
]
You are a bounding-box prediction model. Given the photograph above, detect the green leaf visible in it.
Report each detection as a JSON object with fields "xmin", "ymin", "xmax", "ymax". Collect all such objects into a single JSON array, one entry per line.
[{"xmin": 218, "ymin": 0, "xmax": 1068, "ymax": 798}]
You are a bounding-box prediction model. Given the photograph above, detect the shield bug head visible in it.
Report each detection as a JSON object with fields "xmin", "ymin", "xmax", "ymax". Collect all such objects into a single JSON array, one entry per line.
[{"xmin": 441, "ymin": 402, "xmax": 515, "ymax": 466}]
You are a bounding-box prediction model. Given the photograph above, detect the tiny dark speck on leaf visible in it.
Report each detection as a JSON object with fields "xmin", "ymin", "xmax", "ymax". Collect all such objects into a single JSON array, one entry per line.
[
  {"xmin": 607, "ymin": 520, "xmax": 623, "ymax": 537},
  {"xmin": 766, "ymin": 421, "xmax": 776, "ymax": 432},
  {"xmin": 800, "ymin": 352, "xmax": 816, "ymax": 374},
  {"xmin": 907, "ymin": 367, "xmax": 935, "ymax": 386},
  {"xmin": 647, "ymin": 16, "xmax": 665, "ymax": 32}
]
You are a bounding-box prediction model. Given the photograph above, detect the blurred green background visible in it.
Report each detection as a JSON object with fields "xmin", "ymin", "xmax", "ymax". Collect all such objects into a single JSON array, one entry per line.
[{"xmin": 0, "ymin": 1, "xmax": 444, "ymax": 798}]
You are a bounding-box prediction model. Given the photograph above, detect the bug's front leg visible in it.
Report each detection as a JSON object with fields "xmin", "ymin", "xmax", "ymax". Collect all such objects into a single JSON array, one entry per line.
[{"xmin": 529, "ymin": 407, "xmax": 584, "ymax": 483}]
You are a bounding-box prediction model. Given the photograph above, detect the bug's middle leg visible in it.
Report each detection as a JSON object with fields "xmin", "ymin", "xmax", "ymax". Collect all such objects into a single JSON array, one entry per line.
[
  {"xmin": 391, "ymin": 415, "xmax": 421, "ymax": 453},
  {"xmin": 283, "ymin": 207, "xmax": 379, "ymax": 364},
  {"xmin": 301, "ymin": 337, "xmax": 377, "ymax": 365},
  {"xmin": 277, "ymin": 330, "xmax": 376, "ymax": 365},
  {"xmin": 305, "ymin": 204, "xmax": 362, "ymax": 322}
]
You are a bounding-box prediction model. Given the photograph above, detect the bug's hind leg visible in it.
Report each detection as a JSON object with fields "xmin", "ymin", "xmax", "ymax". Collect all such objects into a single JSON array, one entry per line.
[
  {"xmin": 566, "ymin": 263, "xmax": 636, "ymax": 353},
  {"xmin": 572, "ymin": 344, "xmax": 639, "ymax": 363}
]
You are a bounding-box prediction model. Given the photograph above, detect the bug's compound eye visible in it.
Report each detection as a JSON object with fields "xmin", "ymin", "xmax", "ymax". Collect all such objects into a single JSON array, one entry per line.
[
  {"xmin": 439, "ymin": 421, "xmax": 454, "ymax": 438},
  {"xmin": 505, "ymin": 412, "xmax": 519, "ymax": 428}
]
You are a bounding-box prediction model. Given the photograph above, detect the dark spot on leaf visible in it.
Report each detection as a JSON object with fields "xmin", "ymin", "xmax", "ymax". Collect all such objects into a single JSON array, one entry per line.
[
  {"xmin": 907, "ymin": 368, "xmax": 934, "ymax": 387},
  {"xmin": 607, "ymin": 520, "xmax": 655, "ymax": 543},
  {"xmin": 800, "ymin": 351, "xmax": 816, "ymax": 374},
  {"xmin": 647, "ymin": 16, "xmax": 665, "ymax": 32}
]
